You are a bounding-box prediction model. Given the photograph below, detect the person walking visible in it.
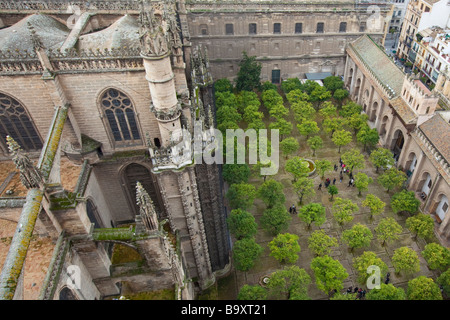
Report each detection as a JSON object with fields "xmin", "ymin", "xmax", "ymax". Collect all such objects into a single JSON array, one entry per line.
[
  {"xmin": 292, "ymin": 205, "xmax": 296, "ymax": 214},
  {"xmin": 318, "ymin": 183, "xmax": 322, "ymax": 191},
  {"xmin": 333, "ymin": 178, "xmax": 336, "ymax": 185}
]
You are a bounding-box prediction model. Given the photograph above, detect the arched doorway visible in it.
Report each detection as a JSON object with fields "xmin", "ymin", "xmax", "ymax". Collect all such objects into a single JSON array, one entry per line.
[
  {"xmin": 417, "ymin": 172, "xmax": 432, "ymax": 200},
  {"xmin": 380, "ymin": 115, "xmax": 388, "ymax": 136},
  {"xmin": 354, "ymin": 78, "xmax": 361, "ymax": 99},
  {"xmin": 370, "ymin": 101, "xmax": 378, "ymax": 122},
  {"xmin": 122, "ymin": 163, "xmax": 164, "ymax": 218},
  {"xmin": 391, "ymin": 130, "xmax": 404, "ymax": 161},
  {"xmin": 347, "ymin": 68, "xmax": 353, "ymax": 88},
  {"xmin": 59, "ymin": 287, "xmax": 78, "ymax": 300},
  {"xmin": 433, "ymin": 194, "xmax": 449, "ymax": 222},
  {"xmin": 405, "ymin": 152, "xmax": 417, "ymax": 177}
]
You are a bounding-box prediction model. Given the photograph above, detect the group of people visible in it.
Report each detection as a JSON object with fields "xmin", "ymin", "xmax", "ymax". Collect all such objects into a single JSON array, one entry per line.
[
  {"xmin": 345, "ymin": 286, "xmax": 367, "ymax": 299},
  {"xmin": 289, "ymin": 205, "xmax": 297, "ymax": 214},
  {"xmin": 318, "ymin": 158, "xmax": 354, "ymax": 191}
]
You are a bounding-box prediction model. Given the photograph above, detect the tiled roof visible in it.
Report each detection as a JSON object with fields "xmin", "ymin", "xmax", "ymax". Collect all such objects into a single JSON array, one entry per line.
[
  {"xmin": 390, "ymin": 97, "xmax": 418, "ymax": 125},
  {"xmin": 419, "ymin": 113, "xmax": 450, "ymax": 163},
  {"xmin": 348, "ymin": 35, "xmax": 405, "ymax": 98}
]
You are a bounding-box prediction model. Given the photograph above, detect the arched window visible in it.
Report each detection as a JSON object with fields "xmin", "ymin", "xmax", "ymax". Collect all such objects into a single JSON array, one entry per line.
[
  {"xmin": 59, "ymin": 287, "xmax": 78, "ymax": 300},
  {"xmin": 100, "ymin": 89, "xmax": 141, "ymax": 145},
  {"xmin": 0, "ymin": 93, "xmax": 42, "ymax": 151}
]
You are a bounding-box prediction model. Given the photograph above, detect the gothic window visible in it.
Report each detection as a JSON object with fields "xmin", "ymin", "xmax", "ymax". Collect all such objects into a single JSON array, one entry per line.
[
  {"xmin": 0, "ymin": 93, "xmax": 43, "ymax": 151},
  {"xmin": 100, "ymin": 89, "xmax": 141, "ymax": 145}
]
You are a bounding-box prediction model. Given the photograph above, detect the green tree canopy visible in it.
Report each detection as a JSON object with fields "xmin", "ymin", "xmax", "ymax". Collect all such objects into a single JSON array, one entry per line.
[
  {"xmin": 216, "ymin": 105, "xmax": 242, "ymax": 125},
  {"xmin": 236, "ymin": 90, "xmax": 260, "ymax": 113},
  {"xmin": 341, "ymin": 148, "xmax": 365, "ymax": 174},
  {"xmin": 314, "ymin": 159, "xmax": 333, "ymax": 179},
  {"xmin": 369, "ymin": 148, "xmax": 395, "ymax": 172},
  {"xmin": 374, "ymin": 217, "xmax": 403, "ymax": 246},
  {"xmin": 215, "ymin": 91, "xmax": 238, "ymax": 109},
  {"xmin": 307, "ymin": 230, "xmax": 339, "ymax": 257},
  {"xmin": 357, "ymin": 126, "xmax": 380, "ymax": 151},
  {"xmin": 354, "ymin": 172, "xmax": 373, "ymax": 196},
  {"xmin": 227, "ymin": 208, "xmax": 258, "ymax": 240},
  {"xmin": 309, "ymin": 85, "xmax": 332, "ymax": 108},
  {"xmin": 347, "ymin": 113, "xmax": 369, "ymax": 135},
  {"xmin": 292, "ymin": 101, "xmax": 316, "ymax": 123},
  {"xmin": 332, "ymin": 129, "xmax": 353, "ymax": 153},
  {"xmin": 436, "ymin": 268, "xmax": 450, "ymax": 296},
  {"xmin": 310, "ymin": 255, "xmax": 349, "ymax": 295},
  {"xmin": 286, "ymin": 88, "xmax": 309, "ymax": 104},
  {"xmin": 332, "ymin": 197, "xmax": 358, "ymax": 225},
  {"xmin": 232, "ymin": 237, "xmax": 264, "ymax": 272},
  {"xmin": 269, "ymin": 103, "xmax": 289, "ymax": 120},
  {"xmin": 262, "ymin": 81, "xmax": 278, "ymax": 91},
  {"xmin": 327, "ymin": 185, "xmax": 339, "ymax": 201},
  {"xmin": 293, "ymin": 175, "xmax": 315, "ymax": 204},
  {"xmin": 297, "ymin": 120, "xmax": 320, "ymax": 139},
  {"xmin": 391, "ymin": 190, "xmax": 421, "ymax": 215},
  {"xmin": 323, "ymin": 76, "xmax": 344, "ymax": 93},
  {"xmin": 285, "ymin": 157, "xmax": 310, "ymax": 182},
  {"xmin": 237, "ymin": 284, "xmax": 267, "ymax": 300},
  {"xmin": 222, "ymin": 164, "xmax": 251, "ymax": 185},
  {"xmin": 366, "ymin": 283, "xmax": 406, "ymax": 300},
  {"xmin": 378, "ymin": 167, "xmax": 407, "ymax": 192},
  {"xmin": 333, "ymin": 89, "xmax": 349, "ymax": 105},
  {"xmin": 318, "ymin": 101, "xmax": 337, "ymax": 118},
  {"xmin": 281, "ymin": 78, "xmax": 303, "ymax": 93},
  {"xmin": 353, "ymin": 251, "xmax": 388, "ymax": 285},
  {"xmin": 407, "ymin": 276, "xmax": 443, "ymax": 300},
  {"xmin": 243, "ymin": 104, "xmax": 264, "ymax": 123},
  {"xmin": 235, "ymin": 51, "xmax": 262, "ymax": 92},
  {"xmin": 339, "ymin": 101, "xmax": 362, "ymax": 118},
  {"xmin": 421, "ymin": 243, "xmax": 450, "ymax": 271},
  {"xmin": 257, "ymin": 179, "xmax": 286, "ymax": 208},
  {"xmin": 362, "ymin": 194, "xmax": 385, "ymax": 218},
  {"xmin": 266, "ymin": 265, "xmax": 311, "ymax": 300},
  {"xmin": 307, "ymin": 135, "xmax": 323, "ymax": 156},
  {"xmin": 268, "ymin": 233, "xmax": 301, "ymax": 264},
  {"xmin": 280, "ymin": 137, "xmax": 299, "ymax": 159},
  {"xmin": 214, "ymin": 78, "xmax": 234, "ymax": 93},
  {"xmin": 262, "ymin": 89, "xmax": 283, "ymax": 111},
  {"xmin": 406, "ymin": 213, "xmax": 435, "ymax": 240},
  {"xmin": 392, "ymin": 246, "xmax": 420, "ymax": 275},
  {"xmin": 297, "ymin": 203, "xmax": 326, "ymax": 229},
  {"xmin": 226, "ymin": 183, "xmax": 257, "ymax": 210},
  {"xmin": 342, "ymin": 223, "xmax": 373, "ymax": 251},
  {"xmin": 269, "ymin": 118, "xmax": 293, "ymax": 140},
  {"xmin": 260, "ymin": 204, "xmax": 292, "ymax": 235},
  {"xmin": 323, "ymin": 117, "xmax": 347, "ymax": 137}
]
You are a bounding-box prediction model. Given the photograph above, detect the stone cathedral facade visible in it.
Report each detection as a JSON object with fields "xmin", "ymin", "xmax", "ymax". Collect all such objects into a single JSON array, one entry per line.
[{"xmin": 0, "ymin": 0, "xmax": 407, "ymax": 300}]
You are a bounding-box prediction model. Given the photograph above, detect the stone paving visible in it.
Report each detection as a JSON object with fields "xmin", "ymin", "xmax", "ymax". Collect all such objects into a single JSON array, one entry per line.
[{"xmin": 218, "ymin": 98, "xmax": 444, "ymax": 300}]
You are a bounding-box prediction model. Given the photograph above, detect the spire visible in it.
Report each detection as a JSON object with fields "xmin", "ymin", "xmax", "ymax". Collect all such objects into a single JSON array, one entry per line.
[
  {"xmin": 135, "ymin": 182, "xmax": 159, "ymax": 232},
  {"xmin": 6, "ymin": 136, "xmax": 43, "ymax": 189}
]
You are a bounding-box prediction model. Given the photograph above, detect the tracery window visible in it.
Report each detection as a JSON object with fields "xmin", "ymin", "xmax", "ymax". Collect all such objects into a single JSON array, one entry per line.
[
  {"xmin": 0, "ymin": 93, "xmax": 43, "ymax": 151},
  {"xmin": 100, "ymin": 89, "xmax": 141, "ymax": 145}
]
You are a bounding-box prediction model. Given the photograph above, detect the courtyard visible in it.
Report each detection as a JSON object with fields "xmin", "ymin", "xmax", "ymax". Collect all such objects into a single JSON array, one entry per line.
[{"xmin": 203, "ymin": 76, "xmax": 447, "ymax": 300}]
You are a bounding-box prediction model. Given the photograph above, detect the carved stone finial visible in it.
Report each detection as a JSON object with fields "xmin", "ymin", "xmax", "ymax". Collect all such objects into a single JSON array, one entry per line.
[
  {"xmin": 139, "ymin": 0, "xmax": 170, "ymax": 57},
  {"xmin": 136, "ymin": 181, "xmax": 159, "ymax": 231},
  {"xmin": 6, "ymin": 136, "xmax": 43, "ymax": 189}
]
